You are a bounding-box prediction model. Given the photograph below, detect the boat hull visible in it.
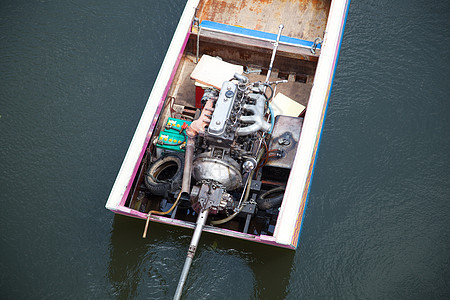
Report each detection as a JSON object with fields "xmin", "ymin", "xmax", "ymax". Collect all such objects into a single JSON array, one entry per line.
[{"xmin": 106, "ymin": 0, "xmax": 351, "ymax": 249}]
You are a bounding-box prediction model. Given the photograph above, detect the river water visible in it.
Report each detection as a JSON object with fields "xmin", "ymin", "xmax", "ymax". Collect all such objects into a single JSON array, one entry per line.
[{"xmin": 1, "ymin": 0, "xmax": 449, "ymax": 299}]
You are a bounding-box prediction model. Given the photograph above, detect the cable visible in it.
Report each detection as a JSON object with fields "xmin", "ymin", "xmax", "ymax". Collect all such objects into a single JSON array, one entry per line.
[
  {"xmin": 159, "ymin": 127, "xmax": 187, "ymax": 146},
  {"xmin": 143, "ymin": 190, "xmax": 183, "ymax": 238},
  {"xmin": 263, "ymin": 82, "xmax": 274, "ymax": 102},
  {"xmin": 162, "ymin": 96, "xmax": 176, "ymax": 118},
  {"xmin": 159, "ymin": 134, "xmax": 186, "ymax": 147},
  {"xmin": 268, "ymin": 102, "xmax": 275, "ymax": 134},
  {"xmin": 210, "ymin": 147, "xmax": 265, "ymax": 226},
  {"xmin": 210, "ymin": 176, "xmax": 251, "ymax": 225}
]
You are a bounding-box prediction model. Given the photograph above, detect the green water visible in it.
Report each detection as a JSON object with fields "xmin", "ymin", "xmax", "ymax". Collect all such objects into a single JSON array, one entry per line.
[{"xmin": 1, "ymin": 0, "xmax": 449, "ymax": 299}]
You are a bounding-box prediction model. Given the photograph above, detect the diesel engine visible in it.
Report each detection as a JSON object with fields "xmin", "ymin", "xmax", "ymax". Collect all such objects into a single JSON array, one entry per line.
[{"xmin": 182, "ymin": 74, "xmax": 273, "ymax": 217}]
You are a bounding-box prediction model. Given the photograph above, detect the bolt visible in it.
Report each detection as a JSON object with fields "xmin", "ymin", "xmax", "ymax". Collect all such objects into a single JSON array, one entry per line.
[{"xmin": 278, "ymin": 138, "xmax": 290, "ymax": 145}]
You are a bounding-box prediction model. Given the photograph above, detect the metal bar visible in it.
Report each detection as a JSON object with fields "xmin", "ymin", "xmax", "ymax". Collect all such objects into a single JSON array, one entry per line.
[
  {"xmin": 173, "ymin": 209, "xmax": 209, "ymax": 300},
  {"xmin": 196, "ymin": 23, "xmax": 202, "ymax": 63},
  {"xmin": 265, "ymin": 24, "xmax": 284, "ymax": 83},
  {"xmin": 243, "ymin": 214, "xmax": 251, "ymax": 234}
]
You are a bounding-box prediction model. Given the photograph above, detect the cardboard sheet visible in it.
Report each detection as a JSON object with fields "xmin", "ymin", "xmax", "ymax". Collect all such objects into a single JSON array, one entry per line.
[
  {"xmin": 271, "ymin": 92, "xmax": 306, "ymax": 117},
  {"xmin": 190, "ymin": 55, "xmax": 243, "ymax": 89}
]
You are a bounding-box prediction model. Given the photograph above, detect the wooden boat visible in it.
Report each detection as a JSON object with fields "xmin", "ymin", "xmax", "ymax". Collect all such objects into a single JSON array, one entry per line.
[{"xmin": 106, "ymin": 0, "xmax": 350, "ymax": 297}]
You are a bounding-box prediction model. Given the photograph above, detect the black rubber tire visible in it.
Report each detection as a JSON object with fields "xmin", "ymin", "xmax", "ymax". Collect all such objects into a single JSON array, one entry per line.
[{"xmin": 144, "ymin": 153, "xmax": 184, "ymax": 196}]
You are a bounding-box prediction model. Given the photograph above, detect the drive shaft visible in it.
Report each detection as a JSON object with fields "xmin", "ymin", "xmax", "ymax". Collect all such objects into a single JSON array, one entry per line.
[{"xmin": 173, "ymin": 209, "xmax": 209, "ymax": 300}]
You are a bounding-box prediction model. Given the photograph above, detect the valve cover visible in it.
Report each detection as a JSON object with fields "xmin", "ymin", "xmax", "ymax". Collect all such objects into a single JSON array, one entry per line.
[{"xmin": 205, "ymin": 81, "xmax": 238, "ymax": 147}]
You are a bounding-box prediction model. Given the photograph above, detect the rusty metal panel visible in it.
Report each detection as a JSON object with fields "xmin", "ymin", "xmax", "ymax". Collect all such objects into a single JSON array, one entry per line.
[{"xmin": 197, "ymin": 0, "xmax": 331, "ymax": 41}]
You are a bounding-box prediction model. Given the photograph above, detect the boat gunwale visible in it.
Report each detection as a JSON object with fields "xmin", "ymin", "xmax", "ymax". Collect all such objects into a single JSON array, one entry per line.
[
  {"xmin": 112, "ymin": 206, "xmax": 296, "ymax": 249},
  {"xmin": 274, "ymin": 0, "xmax": 351, "ymax": 247},
  {"xmin": 105, "ymin": 0, "xmax": 200, "ymax": 212}
]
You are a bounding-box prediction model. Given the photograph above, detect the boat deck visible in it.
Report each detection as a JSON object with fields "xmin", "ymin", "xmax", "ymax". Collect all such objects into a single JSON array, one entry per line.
[
  {"xmin": 173, "ymin": 0, "xmax": 331, "ymax": 108},
  {"xmin": 197, "ymin": 0, "xmax": 331, "ymax": 41}
]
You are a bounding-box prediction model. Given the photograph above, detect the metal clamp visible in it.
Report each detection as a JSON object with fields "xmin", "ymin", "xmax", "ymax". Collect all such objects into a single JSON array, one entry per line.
[
  {"xmin": 311, "ymin": 37, "xmax": 323, "ymax": 54},
  {"xmin": 193, "ymin": 17, "xmax": 202, "ymax": 63}
]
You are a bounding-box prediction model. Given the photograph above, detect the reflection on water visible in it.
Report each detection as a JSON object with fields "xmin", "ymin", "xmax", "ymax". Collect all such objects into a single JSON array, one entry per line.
[
  {"xmin": 108, "ymin": 216, "xmax": 182, "ymax": 298},
  {"xmin": 202, "ymin": 236, "xmax": 295, "ymax": 299},
  {"xmin": 108, "ymin": 215, "xmax": 294, "ymax": 299}
]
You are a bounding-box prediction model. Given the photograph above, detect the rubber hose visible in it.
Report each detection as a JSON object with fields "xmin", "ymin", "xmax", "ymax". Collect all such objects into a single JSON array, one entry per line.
[
  {"xmin": 268, "ymin": 102, "xmax": 275, "ymax": 134},
  {"xmin": 256, "ymin": 186, "xmax": 285, "ymax": 210}
]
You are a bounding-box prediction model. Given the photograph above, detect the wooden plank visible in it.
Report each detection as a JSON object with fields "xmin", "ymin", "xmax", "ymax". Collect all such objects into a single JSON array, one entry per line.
[
  {"xmin": 186, "ymin": 37, "xmax": 318, "ymax": 75},
  {"xmin": 199, "ymin": 28, "xmax": 320, "ymax": 60}
]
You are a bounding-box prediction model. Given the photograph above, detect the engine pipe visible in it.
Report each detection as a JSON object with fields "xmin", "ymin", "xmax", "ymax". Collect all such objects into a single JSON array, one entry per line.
[
  {"xmin": 233, "ymin": 72, "xmax": 249, "ymax": 84},
  {"xmin": 268, "ymin": 102, "xmax": 275, "ymax": 134},
  {"xmin": 180, "ymin": 136, "xmax": 195, "ymax": 200},
  {"xmin": 182, "ymin": 96, "xmax": 215, "ymax": 200},
  {"xmin": 256, "ymin": 186, "xmax": 285, "ymax": 210}
]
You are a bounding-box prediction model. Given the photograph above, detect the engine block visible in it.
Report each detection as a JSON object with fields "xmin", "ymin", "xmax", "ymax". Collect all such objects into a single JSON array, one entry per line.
[{"xmin": 205, "ymin": 81, "xmax": 238, "ymax": 147}]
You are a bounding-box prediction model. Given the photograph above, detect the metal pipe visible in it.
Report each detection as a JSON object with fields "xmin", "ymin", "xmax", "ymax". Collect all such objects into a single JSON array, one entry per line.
[
  {"xmin": 173, "ymin": 209, "xmax": 209, "ymax": 300},
  {"xmin": 196, "ymin": 25, "xmax": 202, "ymax": 63},
  {"xmin": 142, "ymin": 191, "xmax": 183, "ymax": 238},
  {"xmin": 181, "ymin": 136, "xmax": 195, "ymax": 198},
  {"xmin": 233, "ymin": 72, "xmax": 249, "ymax": 84},
  {"xmin": 265, "ymin": 24, "xmax": 284, "ymax": 83}
]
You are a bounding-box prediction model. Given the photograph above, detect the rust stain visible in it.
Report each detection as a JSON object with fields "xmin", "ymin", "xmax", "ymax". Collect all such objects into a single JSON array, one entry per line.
[
  {"xmin": 245, "ymin": 0, "xmax": 274, "ymax": 4},
  {"xmin": 197, "ymin": 0, "xmax": 331, "ymax": 40},
  {"xmin": 254, "ymin": 22, "xmax": 263, "ymax": 31},
  {"xmin": 311, "ymin": 0, "xmax": 320, "ymax": 7},
  {"xmin": 274, "ymin": 11, "xmax": 281, "ymax": 19},
  {"xmin": 239, "ymin": 0, "xmax": 247, "ymax": 10}
]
